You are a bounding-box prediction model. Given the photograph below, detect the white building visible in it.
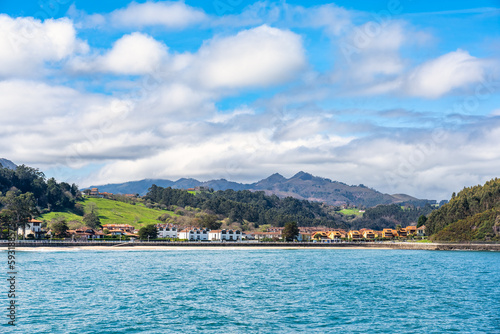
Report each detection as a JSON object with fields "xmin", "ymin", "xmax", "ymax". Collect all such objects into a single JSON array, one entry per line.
[
  {"xmin": 417, "ymin": 225, "xmax": 426, "ymax": 237},
  {"xmin": 178, "ymin": 228, "xmax": 209, "ymax": 241},
  {"xmin": 156, "ymin": 224, "xmax": 178, "ymax": 239},
  {"xmin": 18, "ymin": 219, "xmax": 43, "ymax": 238},
  {"xmin": 209, "ymin": 229, "xmax": 242, "ymax": 241}
]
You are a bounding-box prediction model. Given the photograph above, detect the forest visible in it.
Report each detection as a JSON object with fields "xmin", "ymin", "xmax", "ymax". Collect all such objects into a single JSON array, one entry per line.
[
  {"xmin": 426, "ymin": 178, "xmax": 500, "ymax": 241},
  {"xmin": 0, "ymin": 164, "xmax": 82, "ymax": 236},
  {"xmin": 144, "ymin": 185, "xmax": 433, "ymax": 229},
  {"xmin": 145, "ymin": 185, "xmax": 342, "ymax": 228}
]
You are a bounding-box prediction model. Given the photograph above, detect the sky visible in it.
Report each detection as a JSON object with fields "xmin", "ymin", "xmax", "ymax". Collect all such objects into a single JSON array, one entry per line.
[{"xmin": 0, "ymin": 0, "xmax": 499, "ymax": 201}]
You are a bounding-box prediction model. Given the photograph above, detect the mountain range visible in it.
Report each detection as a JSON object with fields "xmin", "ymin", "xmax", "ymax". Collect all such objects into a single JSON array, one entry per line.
[
  {"xmin": 0, "ymin": 157, "xmax": 433, "ymax": 207},
  {"xmin": 88, "ymin": 171, "xmax": 433, "ymax": 207}
]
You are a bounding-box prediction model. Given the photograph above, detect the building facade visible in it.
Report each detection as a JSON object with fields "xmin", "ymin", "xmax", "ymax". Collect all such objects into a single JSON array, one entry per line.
[
  {"xmin": 18, "ymin": 219, "xmax": 44, "ymax": 238},
  {"xmin": 156, "ymin": 224, "xmax": 178, "ymax": 239},
  {"xmin": 208, "ymin": 229, "xmax": 242, "ymax": 241}
]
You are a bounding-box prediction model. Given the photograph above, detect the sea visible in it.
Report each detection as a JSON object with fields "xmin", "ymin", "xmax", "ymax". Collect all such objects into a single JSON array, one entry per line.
[{"xmin": 1, "ymin": 248, "xmax": 499, "ymax": 333}]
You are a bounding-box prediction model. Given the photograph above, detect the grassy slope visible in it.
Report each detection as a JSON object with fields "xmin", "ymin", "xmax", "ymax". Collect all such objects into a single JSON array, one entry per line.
[
  {"xmin": 339, "ymin": 209, "xmax": 364, "ymax": 217},
  {"xmin": 39, "ymin": 198, "xmax": 175, "ymax": 229}
]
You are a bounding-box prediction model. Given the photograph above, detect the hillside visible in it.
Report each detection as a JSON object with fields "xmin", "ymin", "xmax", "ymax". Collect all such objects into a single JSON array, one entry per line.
[
  {"xmin": 427, "ymin": 178, "xmax": 500, "ymax": 241},
  {"xmin": 0, "ymin": 158, "xmax": 16, "ymax": 170},
  {"xmin": 89, "ymin": 171, "xmax": 432, "ymax": 207},
  {"xmin": 432, "ymin": 208, "xmax": 500, "ymax": 242},
  {"xmin": 39, "ymin": 197, "xmax": 174, "ymax": 229}
]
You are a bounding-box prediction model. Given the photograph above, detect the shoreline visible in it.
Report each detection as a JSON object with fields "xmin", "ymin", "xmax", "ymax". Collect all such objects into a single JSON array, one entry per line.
[{"xmin": 2, "ymin": 242, "xmax": 499, "ymax": 251}]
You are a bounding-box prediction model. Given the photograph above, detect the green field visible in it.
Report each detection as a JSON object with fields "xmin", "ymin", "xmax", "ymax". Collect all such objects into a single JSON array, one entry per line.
[
  {"xmin": 39, "ymin": 197, "xmax": 175, "ymax": 228},
  {"xmin": 339, "ymin": 209, "xmax": 364, "ymax": 217}
]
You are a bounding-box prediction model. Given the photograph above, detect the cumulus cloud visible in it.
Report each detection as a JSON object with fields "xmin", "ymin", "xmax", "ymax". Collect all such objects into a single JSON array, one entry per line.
[
  {"xmin": 75, "ymin": 113, "xmax": 500, "ymax": 201},
  {"xmin": 191, "ymin": 25, "xmax": 306, "ymax": 89},
  {"xmin": 2, "ymin": 4, "xmax": 499, "ymax": 204},
  {"xmin": 336, "ymin": 21, "xmax": 418, "ymax": 86},
  {"xmin": 70, "ymin": 32, "xmax": 169, "ymax": 75},
  {"xmin": 0, "ymin": 15, "xmax": 87, "ymax": 77},
  {"xmin": 403, "ymin": 49, "xmax": 488, "ymax": 98},
  {"xmin": 110, "ymin": 1, "xmax": 207, "ymax": 28},
  {"xmin": 336, "ymin": 20, "xmax": 494, "ymax": 99}
]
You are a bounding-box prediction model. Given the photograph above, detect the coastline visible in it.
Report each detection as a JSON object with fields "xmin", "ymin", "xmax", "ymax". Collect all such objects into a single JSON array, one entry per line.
[{"xmin": 3, "ymin": 241, "xmax": 500, "ymax": 251}]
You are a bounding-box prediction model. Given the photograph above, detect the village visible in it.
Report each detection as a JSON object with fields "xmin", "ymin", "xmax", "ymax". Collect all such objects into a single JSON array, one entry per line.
[{"xmin": 17, "ymin": 219, "xmax": 427, "ymax": 243}]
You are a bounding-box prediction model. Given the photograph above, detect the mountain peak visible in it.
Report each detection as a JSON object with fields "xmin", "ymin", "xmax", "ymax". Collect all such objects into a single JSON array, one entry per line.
[
  {"xmin": 0, "ymin": 158, "xmax": 16, "ymax": 170},
  {"xmin": 266, "ymin": 173, "xmax": 286, "ymax": 182},
  {"xmin": 291, "ymin": 171, "xmax": 314, "ymax": 180}
]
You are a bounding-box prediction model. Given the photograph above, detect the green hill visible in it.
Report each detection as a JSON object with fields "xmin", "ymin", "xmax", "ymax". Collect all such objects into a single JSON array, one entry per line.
[
  {"xmin": 432, "ymin": 208, "xmax": 500, "ymax": 242},
  {"xmin": 39, "ymin": 197, "xmax": 174, "ymax": 229},
  {"xmin": 427, "ymin": 178, "xmax": 500, "ymax": 242}
]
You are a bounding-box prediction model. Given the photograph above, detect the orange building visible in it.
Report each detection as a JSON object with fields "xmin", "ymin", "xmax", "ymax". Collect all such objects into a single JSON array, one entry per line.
[
  {"xmin": 382, "ymin": 228, "xmax": 395, "ymax": 238},
  {"xmin": 347, "ymin": 230, "xmax": 362, "ymax": 240},
  {"xmin": 360, "ymin": 229, "xmax": 376, "ymax": 240}
]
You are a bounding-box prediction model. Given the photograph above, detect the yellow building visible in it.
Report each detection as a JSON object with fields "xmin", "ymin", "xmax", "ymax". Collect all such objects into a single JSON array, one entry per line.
[
  {"xmin": 382, "ymin": 228, "xmax": 395, "ymax": 238},
  {"xmin": 312, "ymin": 231, "xmax": 329, "ymax": 240},
  {"xmin": 327, "ymin": 231, "xmax": 344, "ymax": 240},
  {"xmin": 405, "ymin": 226, "xmax": 417, "ymax": 235},
  {"xmin": 348, "ymin": 230, "xmax": 362, "ymax": 240},
  {"xmin": 361, "ymin": 229, "xmax": 376, "ymax": 240}
]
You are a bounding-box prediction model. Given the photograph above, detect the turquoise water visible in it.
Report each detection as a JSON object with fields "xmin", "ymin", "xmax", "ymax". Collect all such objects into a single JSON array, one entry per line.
[{"xmin": 1, "ymin": 249, "xmax": 499, "ymax": 333}]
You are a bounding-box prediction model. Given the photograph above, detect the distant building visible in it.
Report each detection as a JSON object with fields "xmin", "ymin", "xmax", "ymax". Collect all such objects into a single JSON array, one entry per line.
[
  {"xmin": 67, "ymin": 227, "xmax": 104, "ymax": 240},
  {"xmin": 156, "ymin": 224, "xmax": 178, "ymax": 239},
  {"xmin": 102, "ymin": 224, "xmax": 135, "ymax": 236},
  {"xmin": 245, "ymin": 231, "xmax": 281, "ymax": 241},
  {"xmin": 312, "ymin": 231, "xmax": 329, "ymax": 241},
  {"xmin": 209, "ymin": 229, "xmax": 241, "ymax": 241},
  {"xmin": 347, "ymin": 230, "xmax": 362, "ymax": 240},
  {"xmin": 417, "ymin": 225, "xmax": 426, "ymax": 237},
  {"xmin": 18, "ymin": 219, "xmax": 44, "ymax": 238},
  {"xmin": 360, "ymin": 229, "xmax": 376, "ymax": 240},
  {"xmin": 398, "ymin": 228, "xmax": 408, "ymax": 238},
  {"xmin": 327, "ymin": 230, "xmax": 344, "ymax": 240},
  {"xmin": 382, "ymin": 228, "xmax": 395, "ymax": 239},
  {"xmin": 405, "ymin": 226, "xmax": 417, "ymax": 235},
  {"xmin": 178, "ymin": 228, "xmax": 210, "ymax": 241},
  {"xmin": 100, "ymin": 192, "xmax": 113, "ymax": 198}
]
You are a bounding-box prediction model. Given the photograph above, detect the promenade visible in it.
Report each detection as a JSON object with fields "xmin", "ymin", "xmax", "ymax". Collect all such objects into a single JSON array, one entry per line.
[{"xmin": 1, "ymin": 240, "xmax": 499, "ymax": 251}]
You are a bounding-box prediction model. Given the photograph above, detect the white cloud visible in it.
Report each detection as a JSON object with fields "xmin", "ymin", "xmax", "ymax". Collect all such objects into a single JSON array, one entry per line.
[
  {"xmin": 79, "ymin": 116, "xmax": 500, "ymax": 201},
  {"xmin": 192, "ymin": 25, "xmax": 306, "ymax": 89},
  {"xmin": 0, "ymin": 15, "xmax": 87, "ymax": 77},
  {"xmin": 212, "ymin": 2, "xmax": 352, "ymax": 36},
  {"xmin": 209, "ymin": 108, "xmax": 255, "ymax": 124},
  {"xmin": 102, "ymin": 32, "xmax": 168, "ymax": 75},
  {"xmin": 288, "ymin": 3, "xmax": 352, "ymax": 36},
  {"xmin": 403, "ymin": 49, "xmax": 487, "ymax": 98},
  {"xmin": 110, "ymin": 1, "xmax": 207, "ymax": 28},
  {"xmin": 69, "ymin": 32, "xmax": 168, "ymax": 75},
  {"xmin": 337, "ymin": 21, "xmax": 414, "ymax": 86}
]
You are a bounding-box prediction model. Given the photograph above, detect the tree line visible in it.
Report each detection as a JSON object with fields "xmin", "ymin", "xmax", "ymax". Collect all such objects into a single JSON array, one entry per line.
[
  {"xmin": 426, "ymin": 178, "xmax": 500, "ymax": 236},
  {"xmin": 0, "ymin": 164, "xmax": 82, "ymax": 238},
  {"xmin": 145, "ymin": 185, "xmax": 342, "ymax": 228}
]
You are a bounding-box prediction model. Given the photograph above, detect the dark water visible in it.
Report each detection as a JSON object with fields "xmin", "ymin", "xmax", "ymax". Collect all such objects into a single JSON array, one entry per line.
[{"xmin": 1, "ymin": 249, "xmax": 499, "ymax": 333}]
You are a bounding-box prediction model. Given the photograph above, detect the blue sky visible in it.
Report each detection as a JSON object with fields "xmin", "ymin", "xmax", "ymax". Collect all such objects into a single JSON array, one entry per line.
[{"xmin": 0, "ymin": 0, "xmax": 499, "ymax": 200}]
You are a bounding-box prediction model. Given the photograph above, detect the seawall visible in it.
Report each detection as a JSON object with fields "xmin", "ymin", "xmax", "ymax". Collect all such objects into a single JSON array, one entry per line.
[{"xmin": 2, "ymin": 241, "xmax": 499, "ymax": 251}]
